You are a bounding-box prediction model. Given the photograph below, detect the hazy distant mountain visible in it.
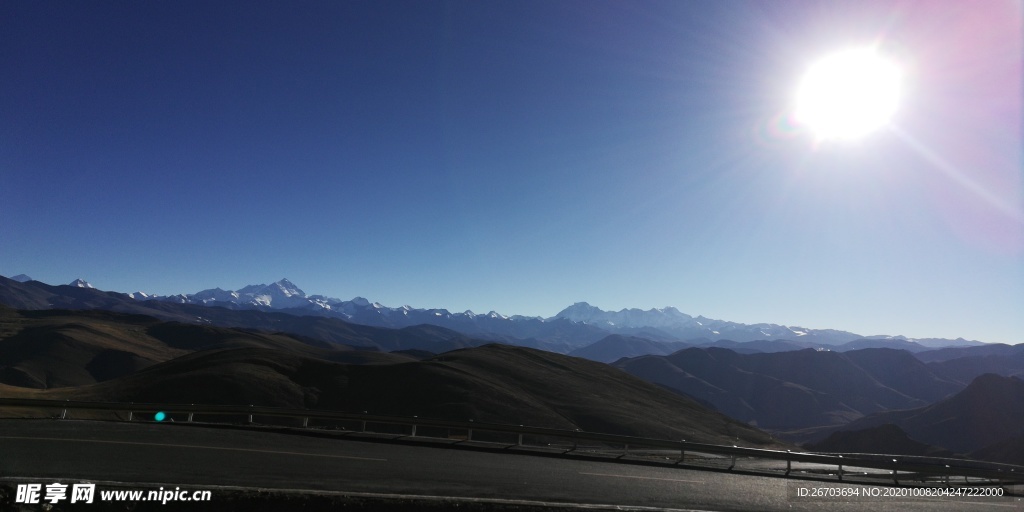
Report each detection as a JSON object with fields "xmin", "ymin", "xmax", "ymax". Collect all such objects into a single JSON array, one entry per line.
[
  {"xmin": 614, "ymin": 347, "xmax": 964, "ymax": 429},
  {"xmin": 914, "ymin": 343, "xmax": 1024, "ymax": 363},
  {"xmin": 10, "ymin": 274, "xmax": 32, "ymax": 283},
  {"xmin": 863, "ymin": 334, "xmax": 985, "ymax": 348},
  {"xmin": 694, "ymin": 339, "xmax": 819, "ymax": 353},
  {"xmin": 553, "ymin": 302, "xmax": 862, "ymax": 345},
  {"xmin": 569, "ymin": 335, "xmax": 690, "ymax": 363},
  {"xmin": 833, "ymin": 338, "xmax": 929, "ymax": 352},
  {"xmin": 924, "ymin": 346, "xmax": 1024, "ymax": 385}
]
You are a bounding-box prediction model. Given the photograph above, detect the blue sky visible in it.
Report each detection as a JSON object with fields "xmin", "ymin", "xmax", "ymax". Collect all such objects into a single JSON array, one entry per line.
[{"xmin": 2, "ymin": 1, "xmax": 1021, "ymax": 343}]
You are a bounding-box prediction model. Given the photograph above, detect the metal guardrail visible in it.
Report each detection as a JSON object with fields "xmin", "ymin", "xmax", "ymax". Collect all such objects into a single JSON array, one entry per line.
[{"xmin": 2, "ymin": 398, "xmax": 1022, "ymax": 488}]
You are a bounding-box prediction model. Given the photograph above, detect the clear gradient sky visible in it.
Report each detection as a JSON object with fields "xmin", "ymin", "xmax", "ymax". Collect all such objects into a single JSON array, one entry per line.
[{"xmin": 2, "ymin": 1, "xmax": 1022, "ymax": 343}]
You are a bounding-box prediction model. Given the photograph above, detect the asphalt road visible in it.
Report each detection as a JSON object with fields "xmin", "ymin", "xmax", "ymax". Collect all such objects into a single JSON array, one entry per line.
[{"xmin": 0, "ymin": 419, "xmax": 1021, "ymax": 511}]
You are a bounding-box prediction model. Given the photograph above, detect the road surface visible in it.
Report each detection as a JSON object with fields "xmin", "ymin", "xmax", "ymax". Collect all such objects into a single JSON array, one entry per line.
[{"xmin": 0, "ymin": 419, "xmax": 1020, "ymax": 511}]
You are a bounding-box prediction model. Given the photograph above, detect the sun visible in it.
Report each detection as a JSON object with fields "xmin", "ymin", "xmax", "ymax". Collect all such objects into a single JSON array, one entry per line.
[{"xmin": 794, "ymin": 48, "xmax": 901, "ymax": 141}]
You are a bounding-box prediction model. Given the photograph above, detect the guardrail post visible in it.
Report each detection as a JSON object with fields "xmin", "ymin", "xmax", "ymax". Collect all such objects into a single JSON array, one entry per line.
[
  {"xmin": 729, "ymin": 446, "xmax": 736, "ymax": 470},
  {"xmin": 785, "ymin": 450, "xmax": 791, "ymax": 476},
  {"xmin": 943, "ymin": 465, "xmax": 950, "ymax": 487},
  {"xmin": 679, "ymin": 440, "xmax": 686, "ymax": 464},
  {"xmin": 411, "ymin": 416, "xmax": 418, "ymax": 437},
  {"xmin": 248, "ymin": 405, "xmax": 253, "ymax": 424},
  {"xmin": 61, "ymin": 400, "xmax": 68, "ymax": 420},
  {"xmin": 188, "ymin": 412, "xmax": 194, "ymax": 423},
  {"xmin": 838, "ymin": 455, "xmax": 843, "ymax": 481},
  {"xmin": 892, "ymin": 458, "xmax": 899, "ymax": 485},
  {"xmin": 303, "ymin": 417, "xmax": 309, "ymax": 428},
  {"xmin": 623, "ymin": 444, "xmax": 629, "ymax": 457},
  {"xmin": 128, "ymin": 403, "xmax": 134, "ymax": 422},
  {"xmin": 361, "ymin": 412, "xmax": 367, "ymax": 432}
]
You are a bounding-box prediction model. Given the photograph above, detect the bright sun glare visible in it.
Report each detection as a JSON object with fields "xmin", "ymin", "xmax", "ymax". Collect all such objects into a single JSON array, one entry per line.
[{"xmin": 794, "ymin": 48, "xmax": 901, "ymax": 141}]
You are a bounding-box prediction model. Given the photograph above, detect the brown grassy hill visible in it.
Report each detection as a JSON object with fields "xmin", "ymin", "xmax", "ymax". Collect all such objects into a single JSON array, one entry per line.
[
  {"xmin": 3, "ymin": 344, "xmax": 778, "ymax": 447},
  {"xmin": 0, "ymin": 306, "xmax": 411, "ymax": 389}
]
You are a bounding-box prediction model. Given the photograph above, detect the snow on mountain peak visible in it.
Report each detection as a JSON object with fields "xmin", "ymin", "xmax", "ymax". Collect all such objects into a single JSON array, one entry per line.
[
  {"xmin": 271, "ymin": 278, "xmax": 305, "ymax": 298},
  {"xmin": 69, "ymin": 279, "xmax": 94, "ymax": 288}
]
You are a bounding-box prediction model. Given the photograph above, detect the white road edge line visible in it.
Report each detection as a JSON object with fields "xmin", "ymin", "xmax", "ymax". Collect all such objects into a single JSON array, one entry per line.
[
  {"xmin": 0, "ymin": 436, "xmax": 387, "ymax": 462},
  {"xmin": 579, "ymin": 471, "xmax": 705, "ymax": 484}
]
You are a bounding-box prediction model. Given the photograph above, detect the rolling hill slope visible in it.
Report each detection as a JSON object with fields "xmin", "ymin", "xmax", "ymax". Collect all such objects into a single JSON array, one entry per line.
[
  {"xmin": 1, "ymin": 343, "xmax": 777, "ymax": 447},
  {"xmin": 615, "ymin": 347, "xmax": 963, "ymax": 429},
  {"xmin": 0, "ymin": 306, "xmax": 418, "ymax": 389}
]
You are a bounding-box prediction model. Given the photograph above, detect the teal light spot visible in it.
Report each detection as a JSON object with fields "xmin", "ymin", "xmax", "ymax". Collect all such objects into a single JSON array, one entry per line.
[{"xmin": 155, "ymin": 411, "xmax": 166, "ymax": 422}]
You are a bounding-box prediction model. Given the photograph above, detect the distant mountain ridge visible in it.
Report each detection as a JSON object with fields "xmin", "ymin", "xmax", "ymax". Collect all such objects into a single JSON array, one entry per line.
[
  {"xmin": 555, "ymin": 301, "xmax": 863, "ymax": 345},
  {"xmin": 0, "ymin": 275, "xmax": 991, "ymax": 351}
]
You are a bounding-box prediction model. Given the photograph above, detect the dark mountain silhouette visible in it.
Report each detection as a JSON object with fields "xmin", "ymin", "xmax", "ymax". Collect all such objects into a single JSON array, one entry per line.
[
  {"xmin": 801, "ymin": 374, "xmax": 1024, "ymax": 455},
  {"xmin": 614, "ymin": 347, "xmax": 963, "ymax": 429},
  {"xmin": 971, "ymin": 433, "xmax": 1024, "ymax": 466},
  {"xmin": 804, "ymin": 424, "xmax": 954, "ymax": 457}
]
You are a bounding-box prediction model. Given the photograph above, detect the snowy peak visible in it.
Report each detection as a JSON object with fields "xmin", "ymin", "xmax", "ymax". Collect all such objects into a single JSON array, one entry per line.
[
  {"xmin": 69, "ymin": 279, "xmax": 94, "ymax": 289},
  {"xmin": 554, "ymin": 302, "xmax": 606, "ymax": 323},
  {"xmin": 554, "ymin": 302, "xmax": 694, "ymax": 329},
  {"xmin": 269, "ymin": 278, "xmax": 305, "ymax": 298},
  {"xmin": 184, "ymin": 278, "xmax": 309, "ymax": 309}
]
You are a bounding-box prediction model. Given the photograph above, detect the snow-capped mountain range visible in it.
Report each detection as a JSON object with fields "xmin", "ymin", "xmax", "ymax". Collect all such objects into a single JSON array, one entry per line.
[
  {"xmin": 1, "ymin": 275, "xmax": 985, "ymax": 348},
  {"xmin": 553, "ymin": 301, "xmax": 859, "ymax": 344},
  {"xmin": 120, "ymin": 278, "xmax": 967, "ymax": 347}
]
